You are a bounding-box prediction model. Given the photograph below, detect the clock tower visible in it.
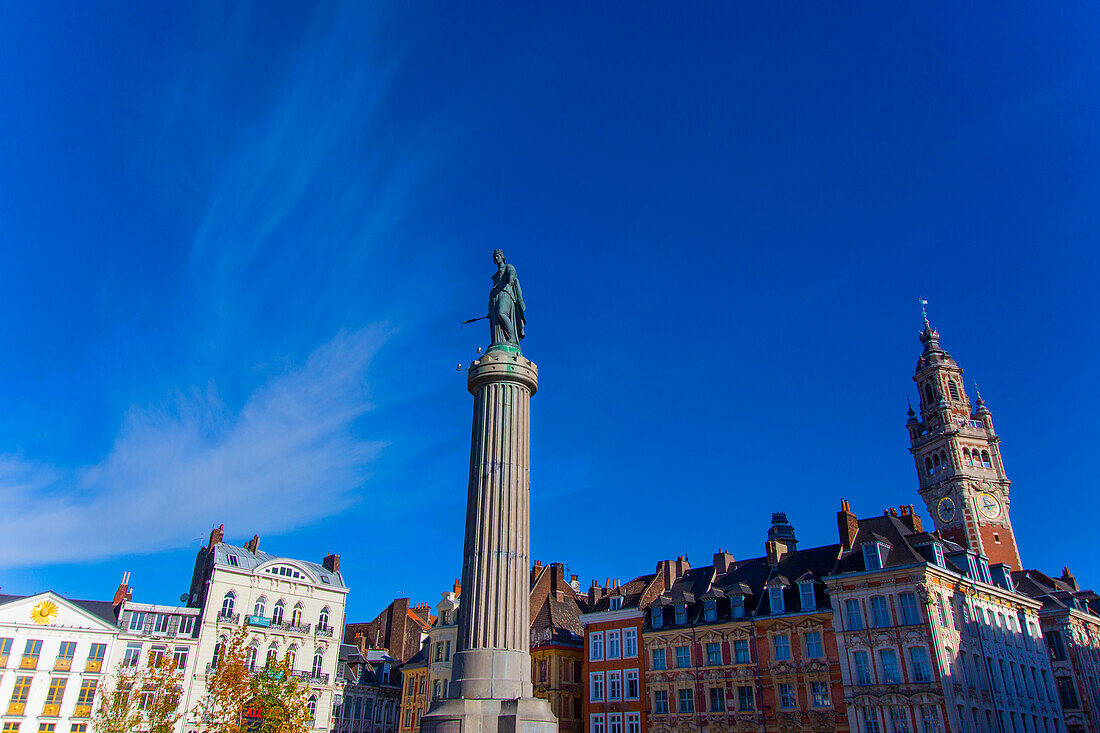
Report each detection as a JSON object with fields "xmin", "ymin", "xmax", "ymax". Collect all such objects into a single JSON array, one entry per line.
[{"xmin": 906, "ymin": 314, "xmax": 1022, "ymax": 570}]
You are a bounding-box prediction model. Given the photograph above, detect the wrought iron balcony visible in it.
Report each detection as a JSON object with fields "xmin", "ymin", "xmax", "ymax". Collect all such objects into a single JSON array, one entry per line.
[
  {"xmin": 218, "ymin": 612, "xmax": 240, "ymax": 624},
  {"xmin": 316, "ymin": 625, "xmax": 334, "ymax": 637}
]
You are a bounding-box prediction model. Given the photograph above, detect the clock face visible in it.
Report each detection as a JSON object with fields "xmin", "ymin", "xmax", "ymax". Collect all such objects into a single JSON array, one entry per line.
[
  {"xmin": 977, "ymin": 492, "xmax": 1001, "ymax": 519},
  {"xmin": 937, "ymin": 496, "xmax": 957, "ymax": 523}
]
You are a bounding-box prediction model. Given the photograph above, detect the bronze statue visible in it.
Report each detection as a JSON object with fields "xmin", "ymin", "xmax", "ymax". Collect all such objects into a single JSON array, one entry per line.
[{"xmin": 488, "ymin": 249, "xmax": 525, "ymax": 347}]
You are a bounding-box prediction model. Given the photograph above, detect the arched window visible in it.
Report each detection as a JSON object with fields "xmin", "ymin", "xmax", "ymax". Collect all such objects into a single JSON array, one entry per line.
[
  {"xmin": 286, "ymin": 646, "xmax": 297, "ymax": 670},
  {"xmin": 253, "ymin": 596, "xmax": 267, "ymax": 618},
  {"xmin": 246, "ymin": 645, "xmax": 258, "ymax": 671},
  {"xmin": 221, "ymin": 592, "xmax": 236, "ymax": 618},
  {"xmin": 940, "ymin": 450, "xmax": 949, "ymax": 468},
  {"xmin": 925, "ymin": 456, "xmax": 933, "ymax": 475},
  {"xmin": 307, "ymin": 697, "xmax": 317, "ymax": 721},
  {"xmin": 925, "ymin": 383, "xmax": 935, "ymax": 404},
  {"xmin": 319, "ymin": 607, "xmax": 330, "ymax": 630},
  {"xmin": 272, "ymin": 600, "xmax": 285, "ymax": 626},
  {"xmin": 963, "ymin": 448, "xmax": 973, "ymax": 466},
  {"xmin": 981, "ymin": 450, "xmax": 993, "ymax": 468},
  {"xmin": 932, "ymin": 454, "xmax": 940, "ymax": 470},
  {"xmin": 948, "ymin": 380, "xmax": 960, "ymax": 401},
  {"xmin": 266, "ymin": 643, "xmax": 279, "ymax": 669},
  {"xmin": 291, "ymin": 603, "xmax": 303, "ymax": 627},
  {"xmin": 311, "ymin": 650, "xmax": 324, "ymax": 677},
  {"xmin": 212, "ymin": 639, "xmax": 225, "ymax": 669}
]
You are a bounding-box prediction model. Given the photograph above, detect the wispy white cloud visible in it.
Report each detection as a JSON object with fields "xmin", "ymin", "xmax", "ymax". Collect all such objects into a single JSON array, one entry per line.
[{"xmin": 0, "ymin": 327, "xmax": 387, "ymax": 568}]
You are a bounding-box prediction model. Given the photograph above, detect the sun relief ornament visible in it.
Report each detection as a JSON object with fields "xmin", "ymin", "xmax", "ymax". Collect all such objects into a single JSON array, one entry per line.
[{"xmin": 31, "ymin": 600, "xmax": 58, "ymax": 625}]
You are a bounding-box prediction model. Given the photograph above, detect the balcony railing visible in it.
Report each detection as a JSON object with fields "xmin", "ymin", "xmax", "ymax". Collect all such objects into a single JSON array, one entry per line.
[
  {"xmin": 54, "ymin": 658, "xmax": 73, "ymax": 671},
  {"xmin": 273, "ymin": 622, "xmax": 311, "ymax": 634},
  {"xmin": 42, "ymin": 703, "xmax": 61, "ymax": 717},
  {"xmin": 0, "ymin": 654, "xmax": 8, "ymax": 668},
  {"xmin": 8, "ymin": 703, "xmax": 26, "ymax": 716},
  {"xmin": 20, "ymin": 656, "xmax": 39, "ymax": 669},
  {"xmin": 315, "ymin": 625, "xmax": 334, "ymax": 638},
  {"xmin": 85, "ymin": 659, "xmax": 103, "ymax": 673},
  {"xmin": 73, "ymin": 705, "xmax": 92, "ymax": 718},
  {"xmin": 218, "ymin": 612, "xmax": 240, "ymax": 624}
]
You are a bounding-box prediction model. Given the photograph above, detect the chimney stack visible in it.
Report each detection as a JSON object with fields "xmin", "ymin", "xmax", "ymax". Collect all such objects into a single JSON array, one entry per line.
[
  {"xmin": 453, "ymin": 579, "xmax": 462, "ymax": 596},
  {"xmin": 245, "ymin": 534, "xmax": 260, "ymax": 554},
  {"xmin": 896, "ymin": 505, "xmax": 923, "ymax": 533},
  {"xmin": 208, "ymin": 524, "xmax": 225, "ymax": 550},
  {"xmin": 1062, "ymin": 567, "xmax": 1079, "ymax": 592},
  {"xmin": 531, "ymin": 560, "xmax": 543, "ymax": 583},
  {"xmin": 550, "ymin": 563, "xmax": 566, "ymax": 598},
  {"xmin": 837, "ymin": 499, "xmax": 859, "ymax": 551},
  {"xmin": 112, "ymin": 571, "xmax": 132, "ymax": 610},
  {"xmin": 323, "ymin": 553, "xmax": 341, "ymax": 573},
  {"xmin": 713, "ymin": 549, "xmax": 735, "ymax": 574}
]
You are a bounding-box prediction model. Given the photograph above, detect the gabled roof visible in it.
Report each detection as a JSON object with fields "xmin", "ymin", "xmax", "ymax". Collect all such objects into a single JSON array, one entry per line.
[
  {"xmin": 832, "ymin": 514, "xmax": 957, "ymax": 575},
  {"xmin": 213, "ymin": 543, "xmax": 345, "ymax": 588},
  {"xmin": 0, "ymin": 592, "xmax": 119, "ymax": 628},
  {"xmin": 587, "ymin": 573, "xmax": 660, "ymax": 613}
]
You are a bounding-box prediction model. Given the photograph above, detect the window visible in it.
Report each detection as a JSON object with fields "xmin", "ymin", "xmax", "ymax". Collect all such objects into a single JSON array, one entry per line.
[
  {"xmin": 56, "ymin": 642, "xmax": 76, "ymax": 667},
  {"xmin": 678, "ymin": 688, "xmax": 694, "ymax": 713},
  {"xmin": 10, "ymin": 675, "xmax": 32, "ymax": 710},
  {"xmin": 879, "ymin": 649, "xmax": 901, "ymax": 684},
  {"xmin": 590, "ymin": 632, "xmax": 604, "ymax": 660},
  {"xmin": 607, "ymin": 630, "xmax": 621, "ymax": 659},
  {"xmin": 800, "ymin": 581, "xmax": 816, "ymax": 610},
  {"xmin": 70, "ymin": 726, "xmax": 86, "ymax": 733},
  {"xmin": 731, "ymin": 597, "xmax": 745, "ymax": 618},
  {"xmin": 932, "ymin": 544, "xmax": 945, "ymax": 568},
  {"xmin": 1047, "ymin": 632, "xmax": 1066, "ymax": 660},
  {"xmin": 76, "ymin": 679, "xmax": 96, "ymax": 711},
  {"xmin": 777, "ymin": 683, "xmax": 795, "ymax": 709},
  {"xmin": 706, "ymin": 642, "xmax": 721, "ymax": 666},
  {"xmin": 624, "ymin": 628, "xmax": 637, "ymax": 657},
  {"xmin": 45, "ymin": 677, "xmax": 67, "ymax": 706},
  {"xmin": 172, "ymin": 647, "xmax": 188, "ymax": 670},
  {"xmin": 122, "ymin": 643, "xmax": 141, "ymax": 667},
  {"xmin": 625, "ymin": 670, "xmax": 639, "ymax": 700},
  {"xmin": 871, "ymin": 596, "xmax": 891, "ymax": 628},
  {"xmin": 609, "ymin": 596, "xmax": 622, "ymax": 611},
  {"xmin": 653, "ymin": 690, "xmax": 668, "ymax": 714},
  {"xmin": 651, "ymin": 648, "xmax": 666, "ymax": 670},
  {"xmin": 863, "ymin": 708, "xmax": 882, "ymax": 733},
  {"xmin": 319, "ymin": 607, "xmax": 330, "ymax": 629},
  {"xmin": 246, "ymin": 646, "xmax": 258, "ymax": 671},
  {"xmin": 899, "ymin": 593, "xmax": 921, "ymax": 625},
  {"xmin": 805, "ymin": 631, "xmax": 824, "ymax": 659},
  {"xmin": 608, "ymin": 671, "xmax": 622, "ymax": 701},
  {"xmin": 590, "ymin": 672, "xmax": 604, "ymax": 701},
  {"xmin": 311, "ymin": 651, "xmax": 324, "ymax": 677},
  {"xmin": 178, "ymin": 617, "xmax": 194, "ymax": 636},
  {"xmin": 935, "ymin": 595, "xmax": 948, "ymax": 627},
  {"xmin": 272, "ymin": 601, "xmax": 285, "ymax": 626},
  {"xmin": 253, "ymin": 597, "xmax": 266, "ymax": 618},
  {"xmin": 590, "ymin": 716, "xmax": 605, "ymax": 733},
  {"xmin": 306, "ymin": 697, "xmax": 317, "ymax": 721},
  {"xmin": 948, "ymin": 380, "xmax": 960, "ymax": 400},
  {"xmin": 703, "ymin": 599, "xmax": 717, "ymax": 622},
  {"xmin": 265, "ymin": 644, "xmax": 278, "ymax": 668},
  {"xmin": 769, "ymin": 586, "xmax": 785, "ymax": 614},
  {"xmin": 153, "ymin": 614, "xmax": 170, "ymax": 634},
  {"xmin": 709, "ymin": 687, "xmax": 725, "ymax": 712},
  {"xmin": 811, "ymin": 681, "xmax": 829, "ymax": 707},
  {"xmin": 138, "ymin": 689, "xmax": 155, "ymax": 711},
  {"xmin": 854, "ymin": 651, "xmax": 872, "ymax": 685},
  {"xmin": 863, "ymin": 543, "xmax": 883, "ymax": 570},
  {"xmin": 149, "ymin": 646, "xmax": 167, "ymax": 667},
  {"xmin": 3, "ymin": 724, "xmax": 19, "ymax": 733},
  {"xmin": 37, "ymin": 725, "xmax": 55, "ymax": 733},
  {"xmin": 980, "ymin": 451, "xmax": 992, "ymax": 468},
  {"xmin": 734, "ymin": 638, "xmax": 751, "ymax": 663},
  {"xmin": 888, "ymin": 706, "xmax": 911, "ymax": 733},
  {"xmin": 674, "ymin": 605, "xmax": 687, "ymax": 625},
  {"xmin": 650, "ymin": 607, "xmax": 663, "ymax": 628},
  {"xmin": 625, "ymin": 712, "xmax": 640, "ymax": 733},
  {"xmin": 22, "ymin": 639, "xmax": 42, "ymax": 667},
  {"xmin": 291, "ymin": 604, "xmax": 303, "ymax": 626},
  {"xmin": 607, "ymin": 713, "xmax": 622, "ymax": 733},
  {"xmin": 0, "ymin": 637, "xmax": 10, "ymax": 665},
  {"xmin": 221, "ymin": 593, "xmax": 235, "ymax": 617},
  {"xmin": 129, "ymin": 612, "xmax": 146, "ymax": 631},
  {"xmin": 846, "ymin": 599, "xmax": 864, "ymax": 630},
  {"xmin": 435, "ymin": 642, "xmax": 445, "ymax": 662},
  {"xmin": 675, "ymin": 645, "xmax": 691, "ymax": 668},
  {"xmin": 773, "ymin": 635, "xmax": 791, "ymax": 662},
  {"xmin": 86, "ymin": 643, "xmax": 105, "ymax": 671},
  {"xmin": 737, "ymin": 686, "xmax": 754, "ymax": 711},
  {"xmin": 909, "ymin": 647, "xmax": 932, "ymax": 683},
  {"xmin": 1057, "ymin": 676, "xmax": 1078, "ymax": 708},
  {"xmin": 920, "ymin": 705, "xmax": 940, "ymax": 733}
]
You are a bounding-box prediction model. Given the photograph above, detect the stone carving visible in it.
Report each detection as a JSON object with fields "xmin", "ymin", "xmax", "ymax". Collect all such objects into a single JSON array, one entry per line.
[{"xmin": 488, "ymin": 249, "xmax": 525, "ymax": 347}]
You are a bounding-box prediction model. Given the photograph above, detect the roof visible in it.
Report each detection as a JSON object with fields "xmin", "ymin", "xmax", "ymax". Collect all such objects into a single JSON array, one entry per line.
[
  {"xmin": 831, "ymin": 513, "xmax": 964, "ymax": 576},
  {"xmin": 0, "ymin": 593, "xmax": 119, "ymax": 626},
  {"xmin": 213, "ymin": 543, "xmax": 346, "ymax": 588},
  {"xmin": 1013, "ymin": 569, "xmax": 1100, "ymax": 617},
  {"xmin": 587, "ymin": 573, "xmax": 660, "ymax": 613}
]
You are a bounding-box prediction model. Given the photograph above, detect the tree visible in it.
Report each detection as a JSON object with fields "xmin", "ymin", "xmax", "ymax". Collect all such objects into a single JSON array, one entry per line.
[
  {"xmin": 196, "ymin": 626, "xmax": 314, "ymax": 733},
  {"xmin": 93, "ymin": 652, "xmax": 183, "ymax": 733}
]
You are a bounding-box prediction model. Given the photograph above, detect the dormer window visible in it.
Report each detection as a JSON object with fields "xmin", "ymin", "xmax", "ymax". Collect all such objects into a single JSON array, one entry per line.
[
  {"xmin": 799, "ymin": 581, "xmax": 815, "ymax": 611},
  {"xmin": 931, "ymin": 544, "xmax": 945, "ymax": 568},
  {"xmin": 674, "ymin": 604, "xmax": 687, "ymax": 625},
  {"xmin": 862, "ymin": 543, "xmax": 884, "ymax": 570},
  {"xmin": 977, "ymin": 559, "xmax": 992, "ymax": 585},
  {"xmin": 703, "ymin": 600, "xmax": 717, "ymax": 622},
  {"xmin": 731, "ymin": 597, "xmax": 745, "ymax": 619},
  {"xmin": 610, "ymin": 596, "xmax": 623, "ymax": 611},
  {"xmin": 650, "ymin": 607, "xmax": 663, "ymax": 629},
  {"xmin": 769, "ymin": 586, "xmax": 785, "ymax": 614}
]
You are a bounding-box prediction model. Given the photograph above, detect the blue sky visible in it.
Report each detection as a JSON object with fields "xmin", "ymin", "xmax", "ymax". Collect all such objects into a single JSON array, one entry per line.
[{"xmin": 2, "ymin": 2, "xmax": 1100, "ymax": 619}]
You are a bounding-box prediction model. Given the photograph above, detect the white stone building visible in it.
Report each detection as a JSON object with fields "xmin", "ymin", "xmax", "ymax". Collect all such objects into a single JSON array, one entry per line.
[
  {"xmin": 425, "ymin": 589, "xmax": 460, "ymax": 704},
  {"xmin": 183, "ymin": 526, "xmax": 349, "ymax": 733},
  {"xmin": 0, "ymin": 591, "xmax": 121, "ymax": 733}
]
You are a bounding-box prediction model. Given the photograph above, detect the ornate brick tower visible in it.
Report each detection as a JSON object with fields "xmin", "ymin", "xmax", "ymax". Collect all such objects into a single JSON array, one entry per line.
[{"xmin": 906, "ymin": 313, "xmax": 1022, "ymax": 570}]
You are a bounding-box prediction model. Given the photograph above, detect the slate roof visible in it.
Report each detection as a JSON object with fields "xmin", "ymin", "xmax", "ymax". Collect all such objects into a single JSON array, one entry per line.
[
  {"xmin": 0, "ymin": 593, "xmax": 119, "ymax": 626},
  {"xmin": 587, "ymin": 574, "xmax": 660, "ymax": 613},
  {"xmin": 830, "ymin": 513, "xmax": 967, "ymax": 577},
  {"xmin": 1013, "ymin": 570, "xmax": 1100, "ymax": 617},
  {"xmin": 213, "ymin": 543, "xmax": 346, "ymax": 588}
]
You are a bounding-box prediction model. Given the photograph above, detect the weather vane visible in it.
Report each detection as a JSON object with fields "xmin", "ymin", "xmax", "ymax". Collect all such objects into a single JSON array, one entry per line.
[{"xmin": 919, "ymin": 298, "xmax": 929, "ymax": 325}]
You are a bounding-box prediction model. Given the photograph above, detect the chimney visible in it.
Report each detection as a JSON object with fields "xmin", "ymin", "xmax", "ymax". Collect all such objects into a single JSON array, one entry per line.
[
  {"xmin": 531, "ymin": 560, "xmax": 544, "ymax": 583},
  {"xmin": 765, "ymin": 512, "xmax": 798, "ymax": 567},
  {"xmin": 550, "ymin": 563, "xmax": 566, "ymax": 598},
  {"xmin": 896, "ymin": 505, "xmax": 923, "ymax": 533},
  {"xmin": 323, "ymin": 553, "xmax": 341, "ymax": 573},
  {"xmin": 837, "ymin": 499, "xmax": 859, "ymax": 551},
  {"xmin": 453, "ymin": 579, "xmax": 462, "ymax": 596},
  {"xmin": 675, "ymin": 556, "xmax": 690, "ymax": 577},
  {"xmin": 713, "ymin": 549, "xmax": 735, "ymax": 574},
  {"xmin": 112, "ymin": 571, "xmax": 132, "ymax": 610},
  {"xmin": 208, "ymin": 524, "xmax": 225, "ymax": 549},
  {"xmin": 245, "ymin": 535, "xmax": 259, "ymax": 554},
  {"xmin": 1062, "ymin": 567, "xmax": 1079, "ymax": 592}
]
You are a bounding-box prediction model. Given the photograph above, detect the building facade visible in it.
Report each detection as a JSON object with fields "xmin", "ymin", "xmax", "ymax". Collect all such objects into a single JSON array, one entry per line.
[
  {"xmin": 0, "ymin": 591, "xmax": 120, "ymax": 733},
  {"xmin": 334, "ymin": 646, "xmax": 401, "ymax": 733},
  {"xmin": 184, "ymin": 526, "xmax": 349, "ymax": 732},
  {"xmin": 529, "ymin": 562, "xmax": 587, "ymax": 733},
  {"xmin": 345, "ymin": 601, "xmax": 433, "ymax": 666}
]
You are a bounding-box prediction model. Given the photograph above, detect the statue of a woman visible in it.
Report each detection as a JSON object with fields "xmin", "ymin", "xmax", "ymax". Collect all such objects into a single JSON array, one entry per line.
[{"xmin": 488, "ymin": 249, "xmax": 525, "ymax": 347}]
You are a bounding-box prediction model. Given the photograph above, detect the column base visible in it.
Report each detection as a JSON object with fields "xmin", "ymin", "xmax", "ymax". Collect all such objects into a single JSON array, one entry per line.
[{"xmin": 420, "ymin": 696, "xmax": 557, "ymax": 733}]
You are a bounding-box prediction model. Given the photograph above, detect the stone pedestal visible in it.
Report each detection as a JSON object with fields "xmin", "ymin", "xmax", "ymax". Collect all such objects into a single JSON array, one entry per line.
[{"xmin": 420, "ymin": 345, "xmax": 557, "ymax": 733}]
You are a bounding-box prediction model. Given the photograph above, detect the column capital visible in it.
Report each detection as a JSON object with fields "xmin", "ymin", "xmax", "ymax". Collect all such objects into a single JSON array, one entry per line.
[{"xmin": 468, "ymin": 348, "xmax": 538, "ymax": 395}]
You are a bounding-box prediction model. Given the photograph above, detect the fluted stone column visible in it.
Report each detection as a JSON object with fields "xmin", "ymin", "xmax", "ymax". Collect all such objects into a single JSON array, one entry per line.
[{"xmin": 420, "ymin": 345, "xmax": 557, "ymax": 733}]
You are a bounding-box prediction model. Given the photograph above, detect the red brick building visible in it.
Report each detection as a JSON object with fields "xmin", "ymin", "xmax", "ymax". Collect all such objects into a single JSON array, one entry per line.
[{"xmin": 346, "ymin": 598, "xmax": 435, "ymax": 664}]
